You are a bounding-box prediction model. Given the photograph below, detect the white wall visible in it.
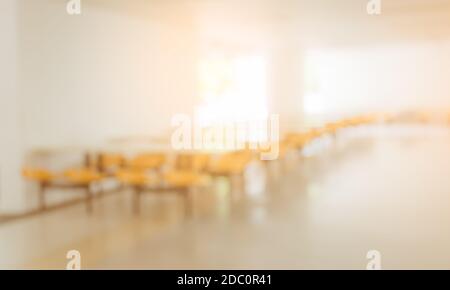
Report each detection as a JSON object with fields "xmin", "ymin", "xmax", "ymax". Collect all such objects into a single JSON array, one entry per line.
[
  {"xmin": 18, "ymin": 0, "xmax": 307, "ymax": 148},
  {"xmin": 304, "ymin": 41, "xmax": 450, "ymax": 119},
  {"xmin": 269, "ymin": 31, "xmax": 304, "ymax": 133},
  {"xmin": 19, "ymin": 0, "xmax": 199, "ymax": 150},
  {"xmin": 0, "ymin": 0, "xmax": 24, "ymax": 213}
]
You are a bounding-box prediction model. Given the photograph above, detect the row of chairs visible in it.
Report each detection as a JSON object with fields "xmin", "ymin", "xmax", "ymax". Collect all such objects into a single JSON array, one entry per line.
[
  {"xmin": 384, "ymin": 110, "xmax": 450, "ymax": 125},
  {"xmin": 22, "ymin": 114, "xmax": 380, "ymax": 215},
  {"xmin": 22, "ymin": 150, "xmax": 254, "ymax": 214}
]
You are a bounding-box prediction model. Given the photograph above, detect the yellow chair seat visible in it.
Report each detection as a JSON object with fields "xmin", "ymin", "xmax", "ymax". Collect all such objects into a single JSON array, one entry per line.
[
  {"xmin": 22, "ymin": 168, "xmax": 56, "ymax": 183},
  {"xmin": 128, "ymin": 154, "xmax": 166, "ymax": 170},
  {"xmin": 285, "ymin": 133, "xmax": 313, "ymax": 149},
  {"xmin": 324, "ymin": 123, "xmax": 340, "ymax": 134},
  {"xmin": 209, "ymin": 151, "xmax": 253, "ymax": 175},
  {"xmin": 116, "ymin": 169, "xmax": 151, "ymax": 186},
  {"xmin": 175, "ymin": 153, "xmax": 210, "ymax": 172},
  {"xmin": 164, "ymin": 171, "xmax": 209, "ymax": 188},
  {"xmin": 63, "ymin": 169, "xmax": 103, "ymax": 185}
]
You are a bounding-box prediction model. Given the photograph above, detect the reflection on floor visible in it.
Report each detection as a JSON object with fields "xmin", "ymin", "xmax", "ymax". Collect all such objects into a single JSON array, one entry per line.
[{"xmin": 2, "ymin": 125, "xmax": 450, "ymax": 269}]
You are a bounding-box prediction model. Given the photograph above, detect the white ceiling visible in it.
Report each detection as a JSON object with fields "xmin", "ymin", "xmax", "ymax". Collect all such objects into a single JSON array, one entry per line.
[
  {"xmin": 78, "ymin": 0, "xmax": 450, "ymax": 47},
  {"xmin": 194, "ymin": 0, "xmax": 450, "ymax": 47}
]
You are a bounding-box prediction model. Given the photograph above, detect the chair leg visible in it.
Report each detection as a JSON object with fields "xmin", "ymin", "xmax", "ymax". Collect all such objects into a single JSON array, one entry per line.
[
  {"xmin": 239, "ymin": 173, "xmax": 246, "ymax": 194},
  {"xmin": 182, "ymin": 188, "xmax": 192, "ymax": 217},
  {"xmin": 38, "ymin": 183, "xmax": 47, "ymax": 211},
  {"xmin": 133, "ymin": 187, "xmax": 141, "ymax": 215},
  {"xmin": 85, "ymin": 186, "xmax": 93, "ymax": 213}
]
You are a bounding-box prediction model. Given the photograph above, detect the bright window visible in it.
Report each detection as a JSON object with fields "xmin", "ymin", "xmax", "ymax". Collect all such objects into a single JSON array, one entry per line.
[{"xmin": 196, "ymin": 53, "xmax": 268, "ymax": 128}]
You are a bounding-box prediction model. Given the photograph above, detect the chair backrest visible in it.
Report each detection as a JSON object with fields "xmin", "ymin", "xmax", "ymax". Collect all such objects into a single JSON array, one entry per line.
[{"xmin": 97, "ymin": 153, "xmax": 126, "ymax": 172}]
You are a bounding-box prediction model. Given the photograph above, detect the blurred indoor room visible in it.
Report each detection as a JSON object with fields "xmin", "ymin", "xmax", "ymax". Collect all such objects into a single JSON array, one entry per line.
[{"xmin": 1, "ymin": 0, "xmax": 450, "ymax": 270}]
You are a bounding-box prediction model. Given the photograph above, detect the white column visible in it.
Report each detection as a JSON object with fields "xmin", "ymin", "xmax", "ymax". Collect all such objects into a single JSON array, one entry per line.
[
  {"xmin": 268, "ymin": 29, "xmax": 305, "ymax": 134},
  {"xmin": 0, "ymin": 0, "xmax": 25, "ymax": 213}
]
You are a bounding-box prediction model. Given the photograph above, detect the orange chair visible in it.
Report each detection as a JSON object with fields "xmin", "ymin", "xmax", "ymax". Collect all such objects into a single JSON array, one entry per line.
[
  {"xmin": 175, "ymin": 153, "xmax": 210, "ymax": 172},
  {"xmin": 116, "ymin": 169, "xmax": 151, "ymax": 187},
  {"xmin": 206, "ymin": 150, "xmax": 254, "ymax": 194},
  {"xmin": 208, "ymin": 150, "xmax": 254, "ymax": 177},
  {"xmin": 416, "ymin": 111, "xmax": 432, "ymax": 124},
  {"xmin": 23, "ymin": 167, "xmax": 103, "ymax": 212},
  {"xmin": 128, "ymin": 153, "xmax": 166, "ymax": 171},
  {"xmin": 164, "ymin": 170, "xmax": 210, "ymax": 189},
  {"xmin": 116, "ymin": 167, "xmax": 207, "ymax": 215},
  {"xmin": 116, "ymin": 169, "xmax": 153, "ymax": 213},
  {"xmin": 97, "ymin": 153, "xmax": 125, "ymax": 174},
  {"xmin": 322, "ymin": 123, "xmax": 339, "ymax": 135},
  {"xmin": 63, "ymin": 168, "xmax": 103, "ymax": 184},
  {"xmin": 22, "ymin": 168, "xmax": 57, "ymax": 210},
  {"xmin": 63, "ymin": 168, "xmax": 104, "ymax": 212},
  {"xmin": 23, "ymin": 167, "xmax": 56, "ymax": 183},
  {"xmin": 284, "ymin": 132, "xmax": 315, "ymax": 150},
  {"xmin": 164, "ymin": 169, "xmax": 210, "ymax": 216}
]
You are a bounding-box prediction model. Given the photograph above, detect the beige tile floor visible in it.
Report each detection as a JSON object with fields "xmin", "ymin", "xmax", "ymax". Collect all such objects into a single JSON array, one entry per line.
[{"xmin": 2, "ymin": 125, "xmax": 450, "ymax": 269}]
